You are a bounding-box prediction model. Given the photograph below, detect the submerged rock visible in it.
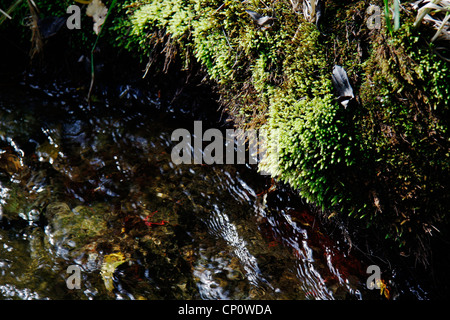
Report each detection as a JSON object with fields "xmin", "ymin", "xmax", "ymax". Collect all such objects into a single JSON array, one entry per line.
[{"xmin": 45, "ymin": 202, "xmax": 108, "ymax": 259}]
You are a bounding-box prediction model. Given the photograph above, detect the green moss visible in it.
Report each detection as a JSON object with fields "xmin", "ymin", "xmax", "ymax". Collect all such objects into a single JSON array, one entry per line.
[
  {"xmin": 356, "ymin": 19, "xmax": 450, "ymax": 261},
  {"xmin": 261, "ymin": 91, "xmax": 365, "ymax": 212}
]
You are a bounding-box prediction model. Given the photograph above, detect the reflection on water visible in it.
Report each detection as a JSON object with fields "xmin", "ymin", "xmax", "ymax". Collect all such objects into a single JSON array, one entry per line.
[
  {"xmin": 0, "ymin": 78, "xmax": 373, "ymax": 300},
  {"xmin": 207, "ymin": 206, "xmax": 272, "ymax": 291}
]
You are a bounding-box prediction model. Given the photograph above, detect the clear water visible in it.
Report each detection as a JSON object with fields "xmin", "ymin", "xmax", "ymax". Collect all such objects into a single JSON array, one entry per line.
[{"xmin": 0, "ymin": 76, "xmax": 375, "ymax": 300}]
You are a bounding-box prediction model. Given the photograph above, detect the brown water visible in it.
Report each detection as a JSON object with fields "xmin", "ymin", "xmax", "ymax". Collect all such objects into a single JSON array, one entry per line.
[{"xmin": 0, "ymin": 76, "xmax": 382, "ymax": 300}]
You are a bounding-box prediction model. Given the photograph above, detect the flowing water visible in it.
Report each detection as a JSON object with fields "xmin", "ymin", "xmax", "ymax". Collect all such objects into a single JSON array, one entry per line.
[{"xmin": 0, "ymin": 74, "xmax": 380, "ymax": 300}]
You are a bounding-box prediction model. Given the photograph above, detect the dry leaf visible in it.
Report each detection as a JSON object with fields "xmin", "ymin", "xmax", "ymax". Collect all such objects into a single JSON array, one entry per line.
[
  {"xmin": 0, "ymin": 153, "xmax": 23, "ymax": 174},
  {"xmin": 100, "ymin": 252, "xmax": 127, "ymax": 291},
  {"xmin": 86, "ymin": 0, "xmax": 108, "ymax": 35}
]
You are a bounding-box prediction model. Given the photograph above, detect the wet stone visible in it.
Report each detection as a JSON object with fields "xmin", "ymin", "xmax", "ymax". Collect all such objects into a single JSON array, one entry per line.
[{"xmin": 45, "ymin": 202, "xmax": 108, "ymax": 260}]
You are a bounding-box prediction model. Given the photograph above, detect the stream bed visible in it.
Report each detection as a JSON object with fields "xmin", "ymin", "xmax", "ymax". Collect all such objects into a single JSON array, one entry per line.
[{"xmin": 0, "ymin": 73, "xmax": 389, "ymax": 300}]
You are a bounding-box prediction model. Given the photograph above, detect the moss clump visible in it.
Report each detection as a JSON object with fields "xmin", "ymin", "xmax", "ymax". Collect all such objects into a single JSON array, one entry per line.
[
  {"xmin": 357, "ymin": 19, "xmax": 450, "ymax": 263},
  {"xmin": 261, "ymin": 93, "xmax": 364, "ymax": 211}
]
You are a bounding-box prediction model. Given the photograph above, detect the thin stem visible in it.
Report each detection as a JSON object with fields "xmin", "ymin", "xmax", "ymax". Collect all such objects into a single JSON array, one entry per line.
[{"xmin": 88, "ymin": 0, "xmax": 118, "ymax": 102}]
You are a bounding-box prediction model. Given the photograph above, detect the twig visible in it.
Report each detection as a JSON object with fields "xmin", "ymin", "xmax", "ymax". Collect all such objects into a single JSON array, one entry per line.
[
  {"xmin": 213, "ymin": 3, "xmax": 226, "ymax": 15},
  {"xmin": 0, "ymin": 8, "xmax": 12, "ymax": 20},
  {"xmin": 222, "ymin": 26, "xmax": 233, "ymax": 50},
  {"xmin": 260, "ymin": 0, "xmax": 270, "ymax": 9}
]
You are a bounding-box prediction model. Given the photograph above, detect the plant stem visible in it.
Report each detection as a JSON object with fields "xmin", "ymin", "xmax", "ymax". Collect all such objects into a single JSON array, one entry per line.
[
  {"xmin": 88, "ymin": 0, "xmax": 118, "ymax": 102},
  {"xmin": 383, "ymin": 0, "xmax": 393, "ymax": 36}
]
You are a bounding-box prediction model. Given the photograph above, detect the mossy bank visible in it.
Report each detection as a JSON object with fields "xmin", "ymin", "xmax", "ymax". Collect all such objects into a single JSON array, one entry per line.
[{"xmin": 1, "ymin": 0, "xmax": 449, "ymax": 283}]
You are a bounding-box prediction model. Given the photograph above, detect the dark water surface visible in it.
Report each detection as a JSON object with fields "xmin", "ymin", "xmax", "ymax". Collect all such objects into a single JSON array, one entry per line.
[{"xmin": 0, "ymin": 74, "xmax": 386, "ymax": 300}]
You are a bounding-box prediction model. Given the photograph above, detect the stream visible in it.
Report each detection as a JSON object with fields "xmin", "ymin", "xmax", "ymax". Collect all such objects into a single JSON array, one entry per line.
[{"xmin": 0, "ymin": 70, "xmax": 386, "ymax": 300}]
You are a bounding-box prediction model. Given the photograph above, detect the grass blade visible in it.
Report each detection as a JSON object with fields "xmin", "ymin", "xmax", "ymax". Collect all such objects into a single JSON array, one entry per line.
[
  {"xmin": 394, "ymin": 0, "xmax": 400, "ymax": 31},
  {"xmin": 0, "ymin": 0, "xmax": 23, "ymax": 26},
  {"xmin": 431, "ymin": 11, "xmax": 450, "ymax": 42},
  {"xmin": 414, "ymin": 0, "xmax": 443, "ymax": 28},
  {"xmin": 383, "ymin": 0, "xmax": 393, "ymax": 35}
]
